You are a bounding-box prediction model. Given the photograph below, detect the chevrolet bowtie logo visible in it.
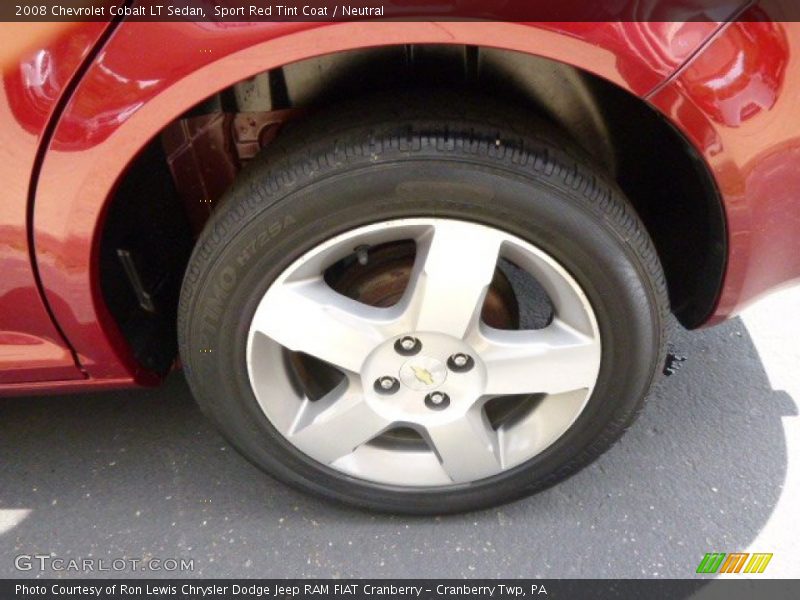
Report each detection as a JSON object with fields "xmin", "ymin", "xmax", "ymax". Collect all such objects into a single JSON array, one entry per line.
[{"xmin": 411, "ymin": 366, "xmax": 435, "ymax": 386}]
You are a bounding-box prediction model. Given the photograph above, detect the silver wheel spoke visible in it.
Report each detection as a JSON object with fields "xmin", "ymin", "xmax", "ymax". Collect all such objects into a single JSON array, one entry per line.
[
  {"xmin": 478, "ymin": 320, "xmax": 601, "ymax": 396},
  {"xmin": 404, "ymin": 222, "xmax": 503, "ymax": 338},
  {"xmin": 287, "ymin": 378, "xmax": 390, "ymax": 464},
  {"xmin": 252, "ymin": 277, "xmax": 392, "ymax": 373},
  {"xmin": 423, "ymin": 410, "xmax": 502, "ymax": 483},
  {"xmin": 247, "ymin": 218, "xmax": 602, "ymax": 487}
]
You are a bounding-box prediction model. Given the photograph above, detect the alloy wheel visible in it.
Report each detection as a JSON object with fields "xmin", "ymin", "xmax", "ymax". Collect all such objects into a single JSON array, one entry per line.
[{"xmin": 246, "ymin": 218, "xmax": 601, "ymax": 487}]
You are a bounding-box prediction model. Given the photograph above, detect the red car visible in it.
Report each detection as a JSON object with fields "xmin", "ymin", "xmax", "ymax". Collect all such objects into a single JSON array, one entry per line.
[{"xmin": 2, "ymin": 5, "xmax": 799, "ymax": 513}]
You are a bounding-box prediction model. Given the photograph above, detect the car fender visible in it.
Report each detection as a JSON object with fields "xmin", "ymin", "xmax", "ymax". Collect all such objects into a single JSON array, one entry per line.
[{"xmin": 31, "ymin": 20, "xmax": 727, "ymax": 382}]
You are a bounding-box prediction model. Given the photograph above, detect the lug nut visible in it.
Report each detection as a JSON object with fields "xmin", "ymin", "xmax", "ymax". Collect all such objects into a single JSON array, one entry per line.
[
  {"xmin": 447, "ymin": 353, "xmax": 474, "ymax": 373},
  {"xmin": 394, "ymin": 336, "xmax": 422, "ymax": 356},
  {"xmin": 374, "ymin": 376, "xmax": 399, "ymax": 395},
  {"xmin": 425, "ymin": 391, "xmax": 450, "ymax": 410}
]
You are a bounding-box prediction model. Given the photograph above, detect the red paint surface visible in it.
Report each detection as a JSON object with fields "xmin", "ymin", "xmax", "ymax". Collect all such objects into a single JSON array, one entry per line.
[
  {"xmin": 2, "ymin": 16, "xmax": 800, "ymax": 393},
  {"xmin": 28, "ymin": 20, "xmax": 726, "ymax": 387},
  {"xmin": 0, "ymin": 22, "xmax": 108, "ymax": 384},
  {"xmin": 648, "ymin": 6, "xmax": 800, "ymax": 323}
]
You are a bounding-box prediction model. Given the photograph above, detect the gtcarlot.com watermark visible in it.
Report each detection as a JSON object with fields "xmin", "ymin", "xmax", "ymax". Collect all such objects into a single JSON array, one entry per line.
[{"xmin": 14, "ymin": 554, "xmax": 194, "ymax": 573}]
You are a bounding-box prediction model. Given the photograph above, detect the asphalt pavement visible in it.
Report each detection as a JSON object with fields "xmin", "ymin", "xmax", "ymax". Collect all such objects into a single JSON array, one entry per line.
[{"xmin": 1, "ymin": 287, "xmax": 798, "ymax": 579}]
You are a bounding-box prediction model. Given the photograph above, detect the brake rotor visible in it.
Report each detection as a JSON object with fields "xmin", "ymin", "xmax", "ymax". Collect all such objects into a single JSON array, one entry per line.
[{"xmin": 328, "ymin": 241, "xmax": 520, "ymax": 329}]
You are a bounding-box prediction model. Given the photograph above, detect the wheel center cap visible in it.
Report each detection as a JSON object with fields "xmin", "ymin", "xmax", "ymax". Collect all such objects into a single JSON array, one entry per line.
[{"xmin": 399, "ymin": 356, "xmax": 447, "ymax": 391}]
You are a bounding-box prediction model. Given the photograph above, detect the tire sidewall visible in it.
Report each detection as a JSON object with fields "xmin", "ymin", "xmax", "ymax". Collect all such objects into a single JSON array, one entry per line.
[{"xmin": 181, "ymin": 158, "xmax": 662, "ymax": 514}]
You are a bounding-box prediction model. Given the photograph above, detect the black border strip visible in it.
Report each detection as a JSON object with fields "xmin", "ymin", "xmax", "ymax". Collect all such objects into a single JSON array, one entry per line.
[
  {"xmin": 4, "ymin": 0, "xmax": 796, "ymax": 23},
  {"xmin": 4, "ymin": 578, "xmax": 800, "ymax": 600}
]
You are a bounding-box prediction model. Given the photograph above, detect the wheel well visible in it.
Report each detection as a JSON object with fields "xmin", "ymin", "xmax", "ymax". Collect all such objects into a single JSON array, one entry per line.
[{"xmin": 99, "ymin": 44, "xmax": 725, "ymax": 373}]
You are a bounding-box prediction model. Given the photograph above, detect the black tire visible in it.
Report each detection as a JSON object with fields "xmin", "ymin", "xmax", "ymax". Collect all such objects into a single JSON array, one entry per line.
[{"xmin": 178, "ymin": 91, "xmax": 669, "ymax": 514}]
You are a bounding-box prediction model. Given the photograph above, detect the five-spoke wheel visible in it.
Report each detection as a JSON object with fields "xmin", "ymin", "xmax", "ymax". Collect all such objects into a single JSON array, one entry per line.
[
  {"xmin": 247, "ymin": 219, "xmax": 601, "ymax": 486},
  {"xmin": 179, "ymin": 91, "xmax": 667, "ymax": 513}
]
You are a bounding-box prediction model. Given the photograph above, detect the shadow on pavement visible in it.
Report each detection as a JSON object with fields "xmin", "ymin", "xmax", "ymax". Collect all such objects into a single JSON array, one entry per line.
[{"xmin": 0, "ymin": 317, "xmax": 795, "ymax": 578}]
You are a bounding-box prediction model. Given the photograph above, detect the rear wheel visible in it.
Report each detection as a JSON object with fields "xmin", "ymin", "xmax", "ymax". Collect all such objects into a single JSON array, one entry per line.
[{"xmin": 178, "ymin": 92, "xmax": 668, "ymax": 514}]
